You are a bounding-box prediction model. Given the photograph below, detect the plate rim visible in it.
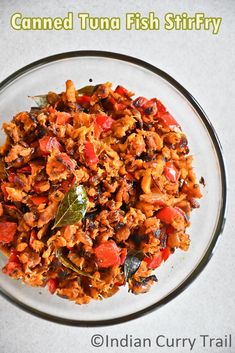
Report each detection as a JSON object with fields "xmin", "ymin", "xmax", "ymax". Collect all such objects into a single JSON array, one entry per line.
[{"xmin": 0, "ymin": 50, "xmax": 227, "ymax": 327}]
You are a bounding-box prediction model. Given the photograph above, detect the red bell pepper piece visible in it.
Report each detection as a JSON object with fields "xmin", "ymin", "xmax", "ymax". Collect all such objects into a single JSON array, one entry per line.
[
  {"xmin": 77, "ymin": 95, "xmax": 91, "ymax": 104},
  {"xmin": 156, "ymin": 100, "xmax": 167, "ymax": 116},
  {"xmin": 60, "ymin": 177, "xmax": 76, "ymax": 193},
  {"xmin": 161, "ymin": 247, "xmax": 172, "ymax": 261},
  {"xmin": 114, "ymin": 85, "xmax": 129, "ymax": 97},
  {"xmin": 39, "ymin": 136, "xmax": 62, "ymax": 156},
  {"xmin": 157, "ymin": 206, "xmax": 184, "ymax": 225},
  {"xmin": 143, "ymin": 98, "xmax": 158, "ymax": 115},
  {"xmin": 164, "ymin": 162, "xmax": 180, "ymax": 182},
  {"xmin": 0, "ymin": 222, "xmax": 17, "ymax": 243},
  {"xmin": 31, "ymin": 196, "xmax": 49, "ymax": 206},
  {"xmin": 94, "ymin": 241, "xmax": 121, "ymax": 268},
  {"xmin": 158, "ymin": 112, "xmax": 181, "ymax": 130},
  {"xmin": 133, "ymin": 96, "xmax": 148, "ymax": 109},
  {"xmin": 56, "ymin": 112, "xmax": 71, "ymax": 124},
  {"xmin": 3, "ymin": 261, "xmax": 21, "ymax": 275},
  {"xmin": 119, "ymin": 248, "xmax": 127, "ymax": 265},
  {"xmin": 9, "ymin": 249, "xmax": 20, "ymax": 263},
  {"xmin": 133, "ymin": 96, "xmax": 158, "ymax": 115},
  {"xmin": 166, "ymin": 225, "xmax": 175, "ymax": 235},
  {"xmin": 106, "ymin": 97, "xmax": 128, "ymax": 112},
  {"xmin": 95, "ymin": 114, "xmax": 114, "ymax": 132},
  {"xmin": 84, "ymin": 141, "xmax": 98, "ymax": 165},
  {"xmin": 144, "ymin": 252, "xmax": 163, "ymax": 269},
  {"xmin": 47, "ymin": 278, "xmax": 59, "ymax": 294},
  {"xmin": 3, "ymin": 249, "xmax": 21, "ymax": 275}
]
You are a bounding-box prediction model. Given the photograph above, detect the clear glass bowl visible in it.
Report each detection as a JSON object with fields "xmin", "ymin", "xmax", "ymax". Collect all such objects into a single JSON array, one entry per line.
[{"xmin": 0, "ymin": 51, "xmax": 227, "ymax": 326}]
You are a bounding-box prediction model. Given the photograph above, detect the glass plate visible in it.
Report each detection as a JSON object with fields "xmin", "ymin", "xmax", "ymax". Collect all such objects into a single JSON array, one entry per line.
[{"xmin": 0, "ymin": 51, "xmax": 227, "ymax": 326}]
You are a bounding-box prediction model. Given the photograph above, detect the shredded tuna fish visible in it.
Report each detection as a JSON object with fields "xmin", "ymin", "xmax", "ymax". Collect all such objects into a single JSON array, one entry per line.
[{"xmin": 0, "ymin": 81, "xmax": 202, "ymax": 303}]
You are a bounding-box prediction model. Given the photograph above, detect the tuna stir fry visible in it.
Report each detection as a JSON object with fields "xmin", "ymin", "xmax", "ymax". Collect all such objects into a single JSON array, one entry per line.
[{"xmin": 0, "ymin": 81, "xmax": 202, "ymax": 304}]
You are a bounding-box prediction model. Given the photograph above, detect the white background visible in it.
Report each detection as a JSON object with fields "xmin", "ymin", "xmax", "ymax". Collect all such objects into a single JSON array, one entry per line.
[{"xmin": 0, "ymin": 1, "xmax": 234, "ymax": 353}]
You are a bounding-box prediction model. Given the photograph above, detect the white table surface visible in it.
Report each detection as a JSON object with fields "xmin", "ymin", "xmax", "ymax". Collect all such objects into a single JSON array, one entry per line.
[{"xmin": 0, "ymin": 1, "xmax": 234, "ymax": 353}]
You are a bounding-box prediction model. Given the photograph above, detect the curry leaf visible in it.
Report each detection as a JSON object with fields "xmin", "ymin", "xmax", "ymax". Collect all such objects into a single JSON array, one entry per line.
[
  {"xmin": 52, "ymin": 185, "xmax": 88, "ymax": 229},
  {"xmin": 29, "ymin": 95, "xmax": 48, "ymax": 108},
  {"xmin": 77, "ymin": 84, "xmax": 99, "ymax": 96},
  {"xmin": 124, "ymin": 250, "xmax": 144, "ymax": 281},
  {"xmin": 56, "ymin": 248, "xmax": 94, "ymax": 279}
]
